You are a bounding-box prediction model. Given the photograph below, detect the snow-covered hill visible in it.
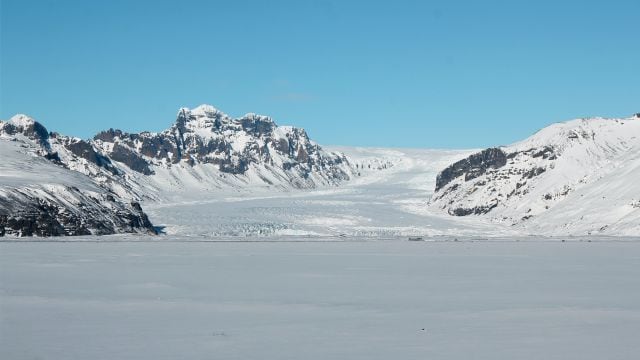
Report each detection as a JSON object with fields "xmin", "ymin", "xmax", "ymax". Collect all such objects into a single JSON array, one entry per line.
[
  {"xmin": 0, "ymin": 125, "xmax": 155, "ymax": 236},
  {"xmin": 429, "ymin": 114, "xmax": 640, "ymax": 236}
]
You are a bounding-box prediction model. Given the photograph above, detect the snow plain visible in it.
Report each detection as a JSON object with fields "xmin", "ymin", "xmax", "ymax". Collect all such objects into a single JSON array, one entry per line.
[{"xmin": 2, "ymin": 240, "xmax": 640, "ymax": 360}]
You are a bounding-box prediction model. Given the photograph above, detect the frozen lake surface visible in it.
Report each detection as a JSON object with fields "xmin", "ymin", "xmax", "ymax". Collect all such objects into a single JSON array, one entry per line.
[{"xmin": 2, "ymin": 239, "xmax": 639, "ymax": 360}]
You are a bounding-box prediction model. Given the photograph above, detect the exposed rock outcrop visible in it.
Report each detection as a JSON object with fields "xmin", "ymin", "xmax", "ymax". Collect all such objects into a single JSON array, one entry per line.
[
  {"xmin": 435, "ymin": 148, "xmax": 507, "ymax": 191},
  {"xmin": 0, "ymin": 190, "xmax": 156, "ymax": 237}
]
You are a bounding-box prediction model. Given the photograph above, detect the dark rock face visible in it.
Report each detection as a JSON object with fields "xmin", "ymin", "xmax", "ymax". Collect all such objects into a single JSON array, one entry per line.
[
  {"xmin": 531, "ymin": 146, "xmax": 557, "ymax": 160},
  {"xmin": 23, "ymin": 121, "xmax": 50, "ymax": 147},
  {"xmin": 44, "ymin": 152, "xmax": 62, "ymax": 163},
  {"xmin": 448, "ymin": 202, "xmax": 499, "ymax": 216},
  {"xmin": 219, "ymin": 157, "xmax": 249, "ymax": 174},
  {"xmin": 436, "ymin": 148, "xmax": 507, "ymax": 191},
  {"xmin": 138, "ymin": 135, "xmax": 181, "ymax": 163},
  {"xmin": 178, "ymin": 135, "xmax": 230, "ymax": 164},
  {"xmin": 274, "ymin": 138, "xmax": 289, "ymax": 154},
  {"xmin": 239, "ymin": 115, "xmax": 276, "ymax": 136},
  {"xmin": 93, "ymin": 128, "xmax": 125, "ymax": 142},
  {"xmin": 0, "ymin": 190, "xmax": 157, "ymax": 237},
  {"xmin": 121, "ymin": 201, "xmax": 155, "ymax": 233},
  {"xmin": 0, "ymin": 122, "xmax": 17, "ymax": 135},
  {"xmin": 431, "ymin": 141, "xmax": 561, "ymax": 220},
  {"xmin": 523, "ymin": 167, "xmax": 546, "ymax": 179},
  {"xmin": 1, "ymin": 117, "xmax": 51, "ymax": 149},
  {"xmin": 64, "ymin": 139, "xmax": 118, "ymax": 173},
  {"xmin": 296, "ymin": 145, "xmax": 309, "ymax": 163},
  {"xmin": 0, "ymin": 211, "xmax": 68, "ymax": 237},
  {"xmin": 109, "ymin": 143, "xmax": 154, "ymax": 175},
  {"xmin": 97, "ymin": 129, "xmax": 185, "ymax": 165}
]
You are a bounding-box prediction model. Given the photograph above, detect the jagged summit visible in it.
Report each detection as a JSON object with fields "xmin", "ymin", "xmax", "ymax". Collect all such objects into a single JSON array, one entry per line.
[
  {"xmin": 188, "ymin": 104, "xmax": 227, "ymax": 117},
  {"xmin": 175, "ymin": 105, "xmax": 231, "ymax": 132},
  {"xmin": 1, "ymin": 114, "xmax": 51, "ymax": 149},
  {"xmin": 88, "ymin": 105, "xmax": 352, "ymax": 189},
  {"xmin": 2, "ymin": 114, "xmax": 47, "ymax": 134},
  {"xmin": 8, "ymin": 113, "xmax": 38, "ymax": 126},
  {"xmin": 172, "ymin": 105, "xmax": 278, "ymax": 140}
]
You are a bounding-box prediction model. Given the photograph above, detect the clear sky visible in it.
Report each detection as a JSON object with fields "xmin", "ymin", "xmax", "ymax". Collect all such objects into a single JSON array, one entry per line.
[{"xmin": 1, "ymin": 0, "xmax": 638, "ymax": 148}]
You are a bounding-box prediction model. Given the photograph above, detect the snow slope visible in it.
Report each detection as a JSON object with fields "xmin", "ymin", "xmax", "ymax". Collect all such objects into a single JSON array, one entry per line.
[
  {"xmin": 429, "ymin": 115, "xmax": 640, "ymax": 236},
  {"xmin": 0, "ymin": 135, "xmax": 155, "ymax": 236}
]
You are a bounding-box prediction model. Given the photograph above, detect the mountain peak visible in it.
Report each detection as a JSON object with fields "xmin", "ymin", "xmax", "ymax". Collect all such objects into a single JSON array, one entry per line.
[
  {"xmin": 1, "ymin": 114, "xmax": 50, "ymax": 147},
  {"xmin": 174, "ymin": 105, "xmax": 232, "ymax": 134},
  {"xmin": 9, "ymin": 114, "xmax": 38, "ymax": 128},
  {"xmin": 186, "ymin": 104, "xmax": 228, "ymax": 119}
]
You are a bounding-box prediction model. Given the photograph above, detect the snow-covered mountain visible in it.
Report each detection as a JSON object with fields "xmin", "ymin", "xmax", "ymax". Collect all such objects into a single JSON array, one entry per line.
[
  {"xmin": 429, "ymin": 114, "xmax": 640, "ymax": 236},
  {"xmin": 0, "ymin": 105, "xmax": 354, "ymax": 236},
  {"xmin": 90, "ymin": 105, "xmax": 353, "ymax": 196},
  {"xmin": 0, "ymin": 118, "xmax": 155, "ymax": 236}
]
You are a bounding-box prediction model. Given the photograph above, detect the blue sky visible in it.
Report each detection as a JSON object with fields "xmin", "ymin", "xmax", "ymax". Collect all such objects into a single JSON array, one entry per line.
[{"xmin": 1, "ymin": 0, "xmax": 638, "ymax": 148}]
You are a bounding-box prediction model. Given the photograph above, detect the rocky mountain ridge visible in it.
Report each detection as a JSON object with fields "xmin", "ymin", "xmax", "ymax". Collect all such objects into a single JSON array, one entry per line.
[
  {"xmin": 0, "ymin": 131, "xmax": 155, "ymax": 237},
  {"xmin": 89, "ymin": 105, "xmax": 353, "ymax": 191},
  {"xmin": 0, "ymin": 105, "xmax": 355, "ymax": 236}
]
